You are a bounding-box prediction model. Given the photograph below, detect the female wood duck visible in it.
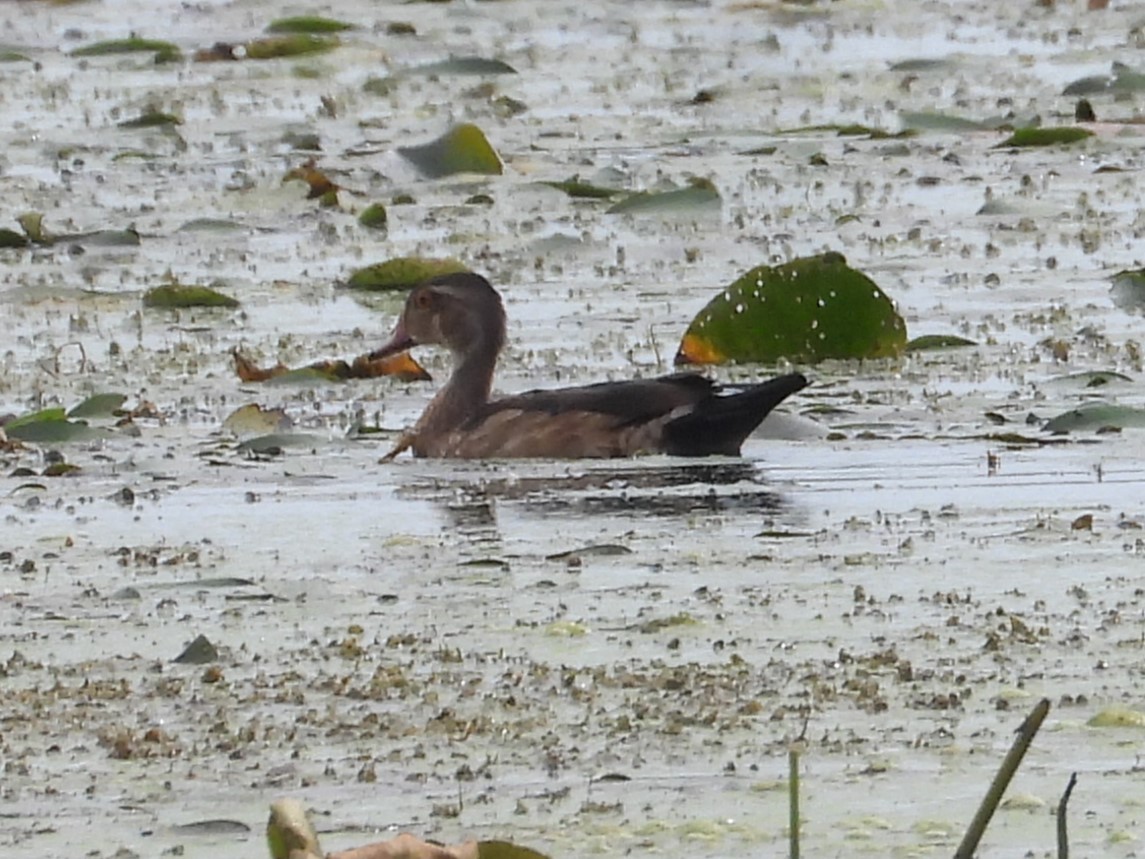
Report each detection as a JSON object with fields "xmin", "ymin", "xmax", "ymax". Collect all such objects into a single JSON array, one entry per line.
[{"xmin": 370, "ymin": 272, "xmax": 808, "ymax": 459}]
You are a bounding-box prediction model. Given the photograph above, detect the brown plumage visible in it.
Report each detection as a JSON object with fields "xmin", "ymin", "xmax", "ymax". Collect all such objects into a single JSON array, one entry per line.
[{"xmin": 371, "ymin": 272, "xmax": 808, "ymax": 459}]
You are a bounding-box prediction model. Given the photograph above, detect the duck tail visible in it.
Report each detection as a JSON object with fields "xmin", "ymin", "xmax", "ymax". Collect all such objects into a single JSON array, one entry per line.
[{"xmin": 662, "ymin": 372, "xmax": 808, "ymax": 456}]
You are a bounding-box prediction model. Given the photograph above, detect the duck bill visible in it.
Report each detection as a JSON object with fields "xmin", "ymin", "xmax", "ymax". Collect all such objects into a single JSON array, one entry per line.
[{"xmin": 369, "ymin": 322, "xmax": 417, "ymax": 361}]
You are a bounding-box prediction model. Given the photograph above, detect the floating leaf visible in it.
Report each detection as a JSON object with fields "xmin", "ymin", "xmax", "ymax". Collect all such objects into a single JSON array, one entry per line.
[
  {"xmin": 243, "ymin": 34, "xmax": 339, "ymax": 60},
  {"xmin": 1063, "ymin": 62, "xmax": 1145, "ymax": 96},
  {"xmin": 898, "ymin": 111, "xmax": 988, "ymax": 133},
  {"xmin": 143, "ymin": 284, "xmax": 239, "ymax": 308},
  {"xmin": 540, "ymin": 179, "xmax": 623, "ymax": 199},
  {"xmin": 265, "ymin": 16, "xmax": 354, "ymax": 34},
  {"xmin": 676, "ymin": 253, "xmax": 906, "ymax": 365},
  {"xmin": 283, "ymin": 158, "xmax": 338, "ymax": 199},
  {"xmin": 267, "ymin": 799, "xmax": 321, "ymax": 859},
  {"xmin": 1043, "ymin": 402, "xmax": 1145, "ymax": 433},
  {"xmin": 178, "ymin": 218, "xmax": 245, "ymax": 233},
  {"xmin": 5, "ymin": 408, "xmax": 104, "ymax": 443},
  {"xmin": 118, "ymin": 110, "xmax": 182, "ymax": 129},
  {"xmin": 172, "ymin": 819, "xmax": 251, "ymax": 835},
  {"xmin": 477, "ymin": 841, "xmax": 551, "ymax": 859},
  {"xmin": 888, "ymin": 58, "xmax": 951, "ymax": 72},
  {"xmin": 173, "ymin": 633, "xmax": 218, "ymax": 664},
  {"xmin": 994, "ymin": 127, "xmax": 1092, "ymax": 148},
  {"xmin": 345, "ymin": 257, "xmax": 469, "ymax": 291},
  {"xmin": 0, "ymin": 51, "xmax": 32, "ymax": 63},
  {"xmin": 237, "ymin": 433, "xmax": 324, "ymax": 453},
  {"xmin": 607, "ymin": 178, "xmax": 720, "ymax": 215},
  {"xmin": 1046, "ymin": 371, "xmax": 1133, "ymax": 390},
  {"xmin": 0, "ymin": 228, "xmax": 28, "ymax": 248},
  {"xmin": 1111, "ymin": 269, "xmax": 1145, "ymax": 312},
  {"xmin": 358, "ymin": 203, "xmax": 388, "ymax": 229},
  {"xmin": 407, "ymin": 56, "xmax": 517, "ymax": 76},
  {"xmin": 398, "ymin": 123, "xmax": 503, "ymax": 178},
  {"xmin": 72, "ymin": 38, "xmax": 181, "ymax": 60},
  {"xmin": 905, "ymin": 334, "xmax": 977, "ymax": 351},
  {"xmin": 222, "ymin": 404, "xmax": 293, "ymax": 437},
  {"xmin": 68, "ymin": 393, "xmax": 126, "ymax": 418}
]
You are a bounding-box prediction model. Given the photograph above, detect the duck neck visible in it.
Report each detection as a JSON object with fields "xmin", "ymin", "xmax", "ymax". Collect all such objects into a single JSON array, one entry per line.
[{"xmin": 417, "ymin": 337, "xmax": 498, "ymax": 439}]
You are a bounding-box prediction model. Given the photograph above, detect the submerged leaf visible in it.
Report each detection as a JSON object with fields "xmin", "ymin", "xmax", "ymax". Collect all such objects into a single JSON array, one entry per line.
[
  {"xmin": 244, "ymin": 34, "xmax": 339, "ymax": 60},
  {"xmin": 994, "ymin": 127, "xmax": 1092, "ymax": 148},
  {"xmin": 143, "ymin": 283, "xmax": 239, "ymax": 308},
  {"xmin": 68, "ymin": 393, "xmax": 126, "ymax": 418},
  {"xmin": 407, "ymin": 56, "xmax": 517, "ymax": 76},
  {"xmin": 607, "ymin": 178, "xmax": 720, "ymax": 215},
  {"xmin": 265, "ymin": 16, "xmax": 354, "ymax": 34},
  {"xmin": 675, "ymin": 252, "xmax": 906, "ymax": 365},
  {"xmin": 398, "ymin": 123, "xmax": 503, "ymax": 178},
  {"xmin": 905, "ymin": 334, "xmax": 977, "ymax": 351},
  {"xmin": 345, "ymin": 257, "xmax": 469, "ymax": 291},
  {"xmin": 1043, "ymin": 402, "xmax": 1145, "ymax": 433}
]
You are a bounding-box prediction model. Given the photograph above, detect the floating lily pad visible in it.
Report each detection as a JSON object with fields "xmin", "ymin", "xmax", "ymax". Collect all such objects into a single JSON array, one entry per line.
[
  {"xmin": 1111, "ymin": 269, "xmax": 1145, "ymax": 312},
  {"xmin": 1046, "ymin": 370, "xmax": 1133, "ymax": 390},
  {"xmin": 1063, "ymin": 62, "xmax": 1145, "ymax": 97},
  {"xmin": 118, "ymin": 110, "xmax": 182, "ymax": 129},
  {"xmin": 244, "ymin": 34, "xmax": 339, "ymax": 60},
  {"xmin": 72, "ymin": 38, "xmax": 181, "ymax": 62},
  {"xmin": 397, "ymin": 123, "xmax": 502, "ymax": 178},
  {"xmin": 265, "ymin": 16, "xmax": 355, "ymax": 34},
  {"xmin": 143, "ymin": 283, "xmax": 239, "ymax": 308},
  {"xmin": 905, "ymin": 334, "xmax": 977, "ymax": 351},
  {"xmin": 477, "ymin": 841, "xmax": 551, "ymax": 859},
  {"xmin": 345, "ymin": 257, "xmax": 469, "ymax": 291},
  {"xmin": 0, "ymin": 50, "xmax": 32, "ymax": 63},
  {"xmin": 675, "ymin": 253, "xmax": 907, "ymax": 365},
  {"xmin": 0, "ymin": 228, "xmax": 28, "ymax": 248},
  {"xmin": 358, "ymin": 203, "xmax": 388, "ymax": 229},
  {"xmin": 540, "ymin": 179, "xmax": 623, "ymax": 199},
  {"xmin": 222, "ymin": 404, "xmax": 293, "ymax": 437},
  {"xmin": 606, "ymin": 178, "xmax": 720, "ymax": 215},
  {"xmin": 406, "ymin": 56, "xmax": 517, "ymax": 76},
  {"xmin": 237, "ymin": 433, "xmax": 324, "ymax": 453},
  {"xmin": 173, "ymin": 633, "xmax": 218, "ymax": 664},
  {"xmin": 68, "ymin": 393, "xmax": 126, "ymax": 418},
  {"xmin": 994, "ymin": 127, "xmax": 1092, "ymax": 148},
  {"xmin": 267, "ymin": 799, "xmax": 322, "ymax": 859},
  {"xmin": 178, "ymin": 218, "xmax": 245, "ymax": 233},
  {"xmin": 1087, "ymin": 705, "xmax": 1145, "ymax": 728},
  {"xmin": 1043, "ymin": 402, "xmax": 1145, "ymax": 433},
  {"xmin": 898, "ymin": 111, "xmax": 989, "ymax": 133},
  {"xmin": 5, "ymin": 408, "xmax": 104, "ymax": 443}
]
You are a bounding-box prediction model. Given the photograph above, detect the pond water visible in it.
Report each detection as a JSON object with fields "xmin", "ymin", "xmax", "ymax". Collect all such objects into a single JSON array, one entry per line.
[{"xmin": 3, "ymin": 1, "xmax": 1145, "ymax": 857}]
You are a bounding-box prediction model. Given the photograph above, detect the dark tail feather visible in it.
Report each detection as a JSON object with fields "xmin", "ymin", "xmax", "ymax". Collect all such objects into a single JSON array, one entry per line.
[{"xmin": 662, "ymin": 372, "xmax": 808, "ymax": 456}]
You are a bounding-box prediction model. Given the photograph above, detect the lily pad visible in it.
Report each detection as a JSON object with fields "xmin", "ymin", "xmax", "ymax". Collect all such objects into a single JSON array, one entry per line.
[
  {"xmin": 905, "ymin": 334, "xmax": 976, "ymax": 351},
  {"xmin": 606, "ymin": 178, "xmax": 720, "ymax": 215},
  {"xmin": 358, "ymin": 203, "xmax": 388, "ymax": 230},
  {"xmin": 675, "ymin": 252, "xmax": 907, "ymax": 365},
  {"xmin": 541, "ymin": 179, "xmax": 623, "ymax": 199},
  {"xmin": 898, "ymin": 111, "xmax": 988, "ymax": 133},
  {"xmin": 397, "ymin": 123, "xmax": 503, "ymax": 178},
  {"xmin": 244, "ymin": 34, "xmax": 339, "ymax": 60},
  {"xmin": 72, "ymin": 38, "xmax": 181, "ymax": 62},
  {"xmin": 1111, "ymin": 269, "xmax": 1145, "ymax": 312},
  {"xmin": 143, "ymin": 284, "xmax": 239, "ymax": 309},
  {"xmin": 118, "ymin": 110, "xmax": 182, "ymax": 129},
  {"xmin": 68, "ymin": 393, "xmax": 126, "ymax": 419},
  {"xmin": 994, "ymin": 127, "xmax": 1092, "ymax": 148},
  {"xmin": 5, "ymin": 408, "xmax": 104, "ymax": 443},
  {"xmin": 0, "ymin": 228, "xmax": 28, "ymax": 248},
  {"xmin": 1087, "ymin": 705, "xmax": 1145, "ymax": 728},
  {"xmin": 1063, "ymin": 62, "xmax": 1145, "ymax": 97},
  {"xmin": 1045, "ymin": 371, "xmax": 1133, "ymax": 390},
  {"xmin": 1043, "ymin": 402, "xmax": 1145, "ymax": 433},
  {"xmin": 265, "ymin": 16, "xmax": 355, "ymax": 34},
  {"xmin": 267, "ymin": 799, "xmax": 321, "ymax": 859},
  {"xmin": 345, "ymin": 257, "xmax": 469, "ymax": 291},
  {"xmin": 222, "ymin": 405, "xmax": 293, "ymax": 437},
  {"xmin": 406, "ymin": 56, "xmax": 517, "ymax": 76}
]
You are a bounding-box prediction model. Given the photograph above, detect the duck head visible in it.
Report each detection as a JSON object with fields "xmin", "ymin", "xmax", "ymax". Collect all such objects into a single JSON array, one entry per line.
[{"xmin": 370, "ymin": 272, "xmax": 507, "ymax": 363}]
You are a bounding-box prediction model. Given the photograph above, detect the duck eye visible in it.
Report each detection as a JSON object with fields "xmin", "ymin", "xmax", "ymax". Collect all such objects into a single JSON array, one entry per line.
[{"xmin": 414, "ymin": 290, "xmax": 433, "ymax": 310}]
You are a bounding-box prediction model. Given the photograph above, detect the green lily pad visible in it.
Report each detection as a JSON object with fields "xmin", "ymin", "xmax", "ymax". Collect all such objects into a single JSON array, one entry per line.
[
  {"xmin": 68, "ymin": 393, "xmax": 127, "ymax": 418},
  {"xmin": 898, "ymin": 111, "xmax": 989, "ymax": 133},
  {"xmin": 476, "ymin": 841, "xmax": 551, "ymax": 859},
  {"xmin": 540, "ymin": 179, "xmax": 623, "ymax": 199},
  {"xmin": 1043, "ymin": 402, "xmax": 1145, "ymax": 433},
  {"xmin": 1111, "ymin": 269, "xmax": 1145, "ymax": 312},
  {"xmin": 358, "ymin": 203, "xmax": 388, "ymax": 229},
  {"xmin": 0, "ymin": 51, "xmax": 31, "ymax": 63},
  {"xmin": 0, "ymin": 228, "xmax": 28, "ymax": 248},
  {"xmin": 1063, "ymin": 62, "xmax": 1145, "ymax": 97},
  {"xmin": 407, "ymin": 56, "xmax": 517, "ymax": 76},
  {"xmin": 178, "ymin": 218, "xmax": 245, "ymax": 233},
  {"xmin": 70, "ymin": 229, "xmax": 141, "ymax": 247},
  {"xmin": 72, "ymin": 38, "xmax": 181, "ymax": 60},
  {"xmin": 345, "ymin": 257, "xmax": 469, "ymax": 291},
  {"xmin": 675, "ymin": 252, "xmax": 907, "ymax": 365},
  {"xmin": 1046, "ymin": 371, "xmax": 1133, "ymax": 390},
  {"xmin": 994, "ymin": 127, "xmax": 1092, "ymax": 148},
  {"xmin": 118, "ymin": 110, "xmax": 182, "ymax": 129},
  {"xmin": 237, "ymin": 433, "xmax": 324, "ymax": 453},
  {"xmin": 267, "ymin": 799, "xmax": 322, "ymax": 859},
  {"xmin": 143, "ymin": 284, "xmax": 239, "ymax": 308},
  {"xmin": 265, "ymin": 16, "xmax": 355, "ymax": 34},
  {"xmin": 606, "ymin": 178, "xmax": 720, "ymax": 215},
  {"xmin": 905, "ymin": 334, "xmax": 977, "ymax": 351},
  {"xmin": 5, "ymin": 408, "xmax": 105, "ymax": 443},
  {"xmin": 1087, "ymin": 705, "xmax": 1145, "ymax": 728},
  {"xmin": 244, "ymin": 34, "xmax": 339, "ymax": 60},
  {"xmin": 397, "ymin": 123, "xmax": 503, "ymax": 178}
]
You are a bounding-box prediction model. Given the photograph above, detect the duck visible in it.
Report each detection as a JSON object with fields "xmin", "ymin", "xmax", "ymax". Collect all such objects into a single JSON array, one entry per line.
[{"xmin": 370, "ymin": 272, "xmax": 808, "ymax": 459}]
